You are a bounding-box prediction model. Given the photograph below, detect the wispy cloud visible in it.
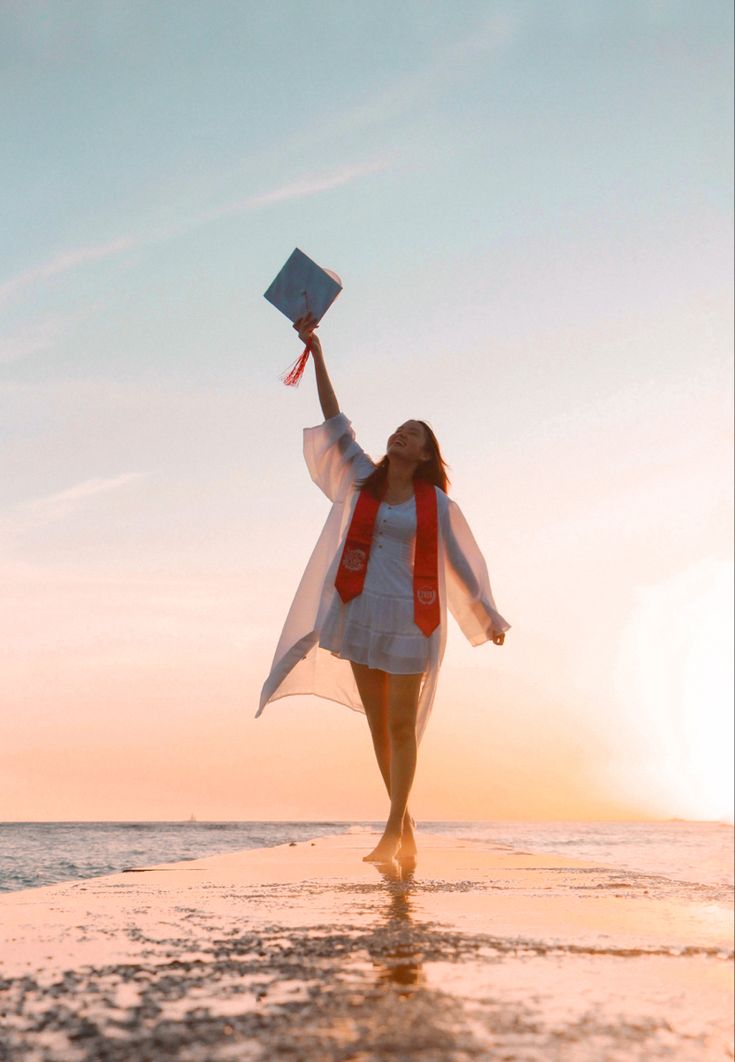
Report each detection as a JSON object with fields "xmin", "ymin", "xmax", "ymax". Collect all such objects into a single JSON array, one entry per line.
[
  {"xmin": 0, "ymin": 158, "xmax": 389, "ymax": 312},
  {"xmin": 0, "ymin": 306, "xmax": 103, "ymax": 365},
  {"xmin": 0, "ymin": 9, "xmax": 521, "ymax": 315},
  {"xmin": 1, "ymin": 473, "xmax": 147, "ymax": 541},
  {"xmin": 197, "ymin": 157, "xmax": 391, "ymax": 222},
  {"xmin": 0, "ymin": 317, "xmax": 65, "ymax": 365},
  {"xmin": 275, "ymin": 10, "xmax": 522, "ymax": 148},
  {"xmin": 0, "ymin": 236, "xmax": 138, "ymax": 305}
]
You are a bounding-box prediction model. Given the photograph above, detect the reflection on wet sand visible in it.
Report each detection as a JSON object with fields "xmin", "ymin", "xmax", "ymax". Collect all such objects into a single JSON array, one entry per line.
[
  {"xmin": 366, "ymin": 856, "xmax": 425, "ymax": 995},
  {"xmin": 0, "ymin": 831, "xmax": 730, "ymax": 1060}
]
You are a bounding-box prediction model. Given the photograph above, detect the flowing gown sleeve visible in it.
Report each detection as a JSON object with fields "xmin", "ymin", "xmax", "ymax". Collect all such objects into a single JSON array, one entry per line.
[
  {"xmin": 303, "ymin": 411, "xmax": 375, "ymax": 500},
  {"xmin": 256, "ymin": 412, "xmax": 376, "ymax": 720},
  {"xmin": 442, "ymin": 496, "xmax": 511, "ymax": 646}
]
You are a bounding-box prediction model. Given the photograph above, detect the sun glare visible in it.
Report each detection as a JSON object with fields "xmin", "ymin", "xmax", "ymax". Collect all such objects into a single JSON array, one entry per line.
[{"xmin": 612, "ymin": 558, "xmax": 734, "ymax": 823}]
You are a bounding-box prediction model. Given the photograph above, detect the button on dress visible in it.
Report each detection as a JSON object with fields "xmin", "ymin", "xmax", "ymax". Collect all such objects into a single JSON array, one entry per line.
[{"xmin": 319, "ymin": 496, "xmax": 432, "ymax": 674}]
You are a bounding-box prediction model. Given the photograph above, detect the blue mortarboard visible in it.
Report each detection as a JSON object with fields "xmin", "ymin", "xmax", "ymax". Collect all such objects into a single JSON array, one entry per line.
[
  {"xmin": 264, "ymin": 248, "xmax": 343, "ymax": 385},
  {"xmin": 264, "ymin": 247, "xmax": 342, "ymax": 324}
]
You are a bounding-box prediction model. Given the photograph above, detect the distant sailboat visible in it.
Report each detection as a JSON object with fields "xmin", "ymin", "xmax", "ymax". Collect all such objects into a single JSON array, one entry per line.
[{"xmin": 188, "ymin": 813, "xmax": 197, "ymax": 823}]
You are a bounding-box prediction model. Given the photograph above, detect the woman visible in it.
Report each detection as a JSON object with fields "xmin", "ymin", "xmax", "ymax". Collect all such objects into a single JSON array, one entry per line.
[{"xmin": 257, "ymin": 312, "xmax": 511, "ymax": 864}]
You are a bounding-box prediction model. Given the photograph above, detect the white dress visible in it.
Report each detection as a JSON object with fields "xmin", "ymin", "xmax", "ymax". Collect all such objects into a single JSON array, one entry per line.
[
  {"xmin": 319, "ymin": 495, "xmax": 433, "ymax": 675},
  {"xmin": 257, "ymin": 412, "xmax": 511, "ymax": 745}
]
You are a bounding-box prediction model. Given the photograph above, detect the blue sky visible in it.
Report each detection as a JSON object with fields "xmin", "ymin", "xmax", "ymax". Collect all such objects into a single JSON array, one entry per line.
[{"xmin": 1, "ymin": 1, "xmax": 733, "ymax": 820}]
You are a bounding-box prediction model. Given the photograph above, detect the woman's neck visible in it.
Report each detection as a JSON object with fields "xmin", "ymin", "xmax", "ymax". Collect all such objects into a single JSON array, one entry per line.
[{"xmin": 384, "ymin": 459, "xmax": 415, "ymax": 502}]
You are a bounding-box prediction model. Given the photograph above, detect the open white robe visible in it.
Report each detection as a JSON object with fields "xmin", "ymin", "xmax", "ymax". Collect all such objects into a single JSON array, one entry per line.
[{"xmin": 256, "ymin": 412, "xmax": 511, "ymax": 745}]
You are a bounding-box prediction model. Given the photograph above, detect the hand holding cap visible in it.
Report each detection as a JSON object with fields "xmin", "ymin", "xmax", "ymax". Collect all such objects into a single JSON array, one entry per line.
[{"xmin": 263, "ymin": 248, "xmax": 342, "ymax": 386}]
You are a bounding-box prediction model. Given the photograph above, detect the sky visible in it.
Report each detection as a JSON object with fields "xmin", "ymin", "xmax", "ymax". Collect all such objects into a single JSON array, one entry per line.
[{"xmin": 1, "ymin": 0, "xmax": 733, "ymax": 823}]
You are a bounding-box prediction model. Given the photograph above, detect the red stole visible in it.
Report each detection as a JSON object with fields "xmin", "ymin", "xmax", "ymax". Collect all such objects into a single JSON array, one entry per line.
[{"xmin": 334, "ymin": 479, "xmax": 440, "ymax": 636}]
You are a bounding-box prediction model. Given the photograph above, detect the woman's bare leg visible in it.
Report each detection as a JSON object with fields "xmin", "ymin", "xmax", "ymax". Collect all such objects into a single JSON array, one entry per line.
[
  {"xmin": 350, "ymin": 662, "xmax": 389, "ymax": 788},
  {"xmin": 363, "ymin": 672, "xmax": 421, "ymax": 862},
  {"xmin": 350, "ymin": 663, "xmax": 415, "ymax": 845}
]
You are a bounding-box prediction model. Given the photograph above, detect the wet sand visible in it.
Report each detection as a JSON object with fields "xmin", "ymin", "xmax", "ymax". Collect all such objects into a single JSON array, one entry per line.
[{"xmin": 0, "ymin": 830, "xmax": 732, "ymax": 1060}]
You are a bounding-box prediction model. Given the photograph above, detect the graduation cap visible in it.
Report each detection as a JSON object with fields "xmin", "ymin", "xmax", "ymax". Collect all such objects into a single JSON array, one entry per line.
[{"xmin": 264, "ymin": 247, "xmax": 343, "ymax": 385}]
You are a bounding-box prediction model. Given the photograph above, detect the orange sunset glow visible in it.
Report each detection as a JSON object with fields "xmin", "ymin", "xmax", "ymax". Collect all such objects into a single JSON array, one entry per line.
[{"xmin": 1, "ymin": 2, "xmax": 732, "ymax": 827}]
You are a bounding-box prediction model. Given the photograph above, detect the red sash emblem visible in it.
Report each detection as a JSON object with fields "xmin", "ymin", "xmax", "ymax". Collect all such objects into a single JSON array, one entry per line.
[
  {"xmin": 334, "ymin": 479, "xmax": 440, "ymax": 636},
  {"xmin": 342, "ymin": 547, "xmax": 367, "ymax": 572}
]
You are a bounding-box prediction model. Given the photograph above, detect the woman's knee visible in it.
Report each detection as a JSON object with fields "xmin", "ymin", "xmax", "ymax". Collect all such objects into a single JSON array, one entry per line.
[
  {"xmin": 388, "ymin": 716, "xmax": 417, "ymax": 746},
  {"xmin": 367, "ymin": 709, "xmax": 390, "ymax": 750},
  {"xmin": 387, "ymin": 674, "xmax": 421, "ymax": 745}
]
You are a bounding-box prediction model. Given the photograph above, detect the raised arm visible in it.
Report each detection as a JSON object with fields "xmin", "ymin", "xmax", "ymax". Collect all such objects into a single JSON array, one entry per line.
[{"xmin": 294, "ymin": 313, "xmax": 339, "ymax": 420}]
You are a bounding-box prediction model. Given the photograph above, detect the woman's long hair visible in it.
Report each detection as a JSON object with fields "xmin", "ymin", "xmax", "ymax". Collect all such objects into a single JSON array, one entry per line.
[{"xmin": 357, "ymin": 420, "xmax": 450, "ymax": 498}]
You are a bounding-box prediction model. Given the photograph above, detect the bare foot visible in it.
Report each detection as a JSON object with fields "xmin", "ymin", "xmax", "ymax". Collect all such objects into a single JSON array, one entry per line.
[
  {"xmin": 396, "ymin": 820, "xmax": 417, "ymax": 858},
  {"xmin": 363, "ymin": 832, "xmax": 401, "ymax": 862},
  {"xmin": 396, "ymin": 836, "xmax": 417, "ymax": 859}
]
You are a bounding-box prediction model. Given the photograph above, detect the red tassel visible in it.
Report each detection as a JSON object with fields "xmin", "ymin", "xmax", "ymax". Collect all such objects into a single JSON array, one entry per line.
[{"xmin": 280, "ymin": 343, "xmax": 311, "ymax": 387}]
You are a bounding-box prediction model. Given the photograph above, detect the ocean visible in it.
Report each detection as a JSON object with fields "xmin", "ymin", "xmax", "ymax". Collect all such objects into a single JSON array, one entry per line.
[{"xmin": 1, "ymin": 819, "xmax": 732, "ymax": 899}]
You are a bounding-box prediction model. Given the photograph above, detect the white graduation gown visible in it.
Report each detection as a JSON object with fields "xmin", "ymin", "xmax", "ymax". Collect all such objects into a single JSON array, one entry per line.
[{"xmin": 256, "ymin": 412, "xmax": 511, "ymax": 745}]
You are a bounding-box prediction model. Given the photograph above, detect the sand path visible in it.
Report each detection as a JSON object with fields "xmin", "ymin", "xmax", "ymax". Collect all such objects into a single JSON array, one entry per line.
[{"xmin": 1, "ymin": 831, "xmax": 732, "ymax": 1060}]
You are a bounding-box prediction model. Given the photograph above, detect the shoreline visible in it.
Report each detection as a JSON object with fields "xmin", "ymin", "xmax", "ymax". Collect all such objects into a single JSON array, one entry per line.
[
  {"xmin": 1, "ymin": 830, "xmax": 732, "ymax": 1060},
  {"xmin": 2, "ymin": 815, "xmax": 731, "ymax": 823},
  {"xmin": 3, "ymin": 817, "xmax": 731, "ymax": 898}
]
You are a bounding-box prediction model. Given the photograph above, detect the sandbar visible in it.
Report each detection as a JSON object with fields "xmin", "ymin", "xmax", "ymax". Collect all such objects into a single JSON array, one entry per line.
[{"xmin": 0, "ymin": 830, "xmax": 732, "ymax": 1060}]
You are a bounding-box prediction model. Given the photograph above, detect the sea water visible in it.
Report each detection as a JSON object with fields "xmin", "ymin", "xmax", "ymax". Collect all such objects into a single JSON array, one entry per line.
[{"xmin": 1, "ymin": 819, "xmax": 732, "ymax": 900}]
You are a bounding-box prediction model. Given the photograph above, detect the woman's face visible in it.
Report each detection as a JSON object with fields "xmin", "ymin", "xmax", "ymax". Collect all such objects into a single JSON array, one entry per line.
[{"xmin": 386, "ymin": 420, "xmax": 430, "ymax": 466}]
